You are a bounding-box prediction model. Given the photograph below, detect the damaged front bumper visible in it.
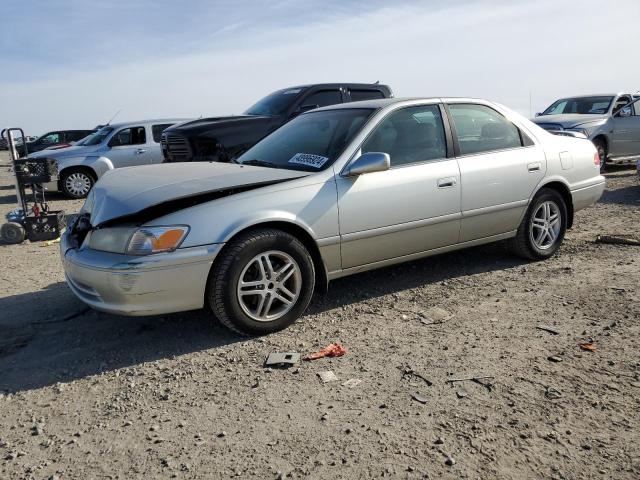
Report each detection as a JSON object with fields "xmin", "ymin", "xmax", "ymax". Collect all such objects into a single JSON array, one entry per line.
[{"xmin": 60, "ymin": 229, "xmax": 222, "ymax": 316}]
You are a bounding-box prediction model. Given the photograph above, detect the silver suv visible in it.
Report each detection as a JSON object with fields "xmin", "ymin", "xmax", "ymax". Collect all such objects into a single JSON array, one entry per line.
[
  {"xmin": 532, "ymin": 93, "xmax": 640, "ymax": 172},
  {"xmin": 30, "ymin": 119, "xmax": 188, "ymax": 198}
]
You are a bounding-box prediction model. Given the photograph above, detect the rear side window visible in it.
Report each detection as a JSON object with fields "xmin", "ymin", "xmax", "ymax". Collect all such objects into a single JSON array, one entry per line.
[
  {"xmin": 361, "ymin": 105, "xmax": 447, "ymax": 167},
  {"xmin": 111, "ymin": 126, "xmax": 146, "ymax": 146},
  {"xmin": 152, "ymin": 124, "xmax": 173, "ymax": 143},
  {"xmin": 300, "ymin": 90, "xmax": 343, "ymax": 109},
  {"xmin": 448, "ymin": 104, "xmax": 522, "ymax": 155},
  {"xmin": 349, "ymin": 89, "xmax": 384, "ymax": 101}
]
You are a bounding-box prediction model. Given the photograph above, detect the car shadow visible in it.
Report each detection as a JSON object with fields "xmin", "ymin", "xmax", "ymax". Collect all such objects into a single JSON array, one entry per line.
[
  {"xmin": 599, "ymin": 183, "xmax": 640, "ymax": 206},
  {"xmin": 0, "ymin": 242, "xmax": 526, "ymax": 394}
]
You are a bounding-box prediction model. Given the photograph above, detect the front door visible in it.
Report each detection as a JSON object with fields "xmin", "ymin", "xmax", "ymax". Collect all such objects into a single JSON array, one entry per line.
[
  {"xmin": 106, "ymin": 126, "xmax": 153, "ymax": 168},
  {"xmin": 336, "ymin": 104, "xmax": 461, "ymax": 269},
  {"xmin": 447, "ymin": 103, "xmax": 546, "ymax": 242},
  {"xmin": 611, "ymin": 98, "xmax": 640, "ymax": 157}
]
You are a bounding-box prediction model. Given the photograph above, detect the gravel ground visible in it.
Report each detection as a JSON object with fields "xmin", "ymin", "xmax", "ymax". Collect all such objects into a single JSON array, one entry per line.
[{"xmin": 0, "ymin": 151, "xmax": 639, "ymax": 480}]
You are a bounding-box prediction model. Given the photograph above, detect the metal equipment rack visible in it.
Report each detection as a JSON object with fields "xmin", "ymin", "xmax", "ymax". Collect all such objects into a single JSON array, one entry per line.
[{"xmin": 1, "ymin": 128, "xmax": 65, "ymax": 244}]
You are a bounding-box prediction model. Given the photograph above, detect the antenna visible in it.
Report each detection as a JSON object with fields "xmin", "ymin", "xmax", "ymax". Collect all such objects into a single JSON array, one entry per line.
[{"xmin": 106, "ymin": 109, "xmax": 122, "ymax": 126}]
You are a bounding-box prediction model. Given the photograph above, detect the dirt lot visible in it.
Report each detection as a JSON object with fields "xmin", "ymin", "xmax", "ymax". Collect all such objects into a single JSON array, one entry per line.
[{"xmin": 0, "ymin": 150, "xmax": 638, "ymax": 480}]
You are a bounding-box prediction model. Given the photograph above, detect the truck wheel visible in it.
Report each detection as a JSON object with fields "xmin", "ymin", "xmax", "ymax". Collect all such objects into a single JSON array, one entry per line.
[
  {"xmin": 61, "ymin": 168, "xmax": 94, "ymax": 199},
  {"xmin": 1, "ymin": 222, "xmax": 26, "ymax": 244},
  {"xmin": 593, "ymin": 138, "xmax": 607, "ymax": 173},
  {"xmin": 208, "ymin": 228, "xmax": 315, "ymax": 336},
  {"xmin": 509, "ymin": 188, "xmax": 567, "ymax": 260}
]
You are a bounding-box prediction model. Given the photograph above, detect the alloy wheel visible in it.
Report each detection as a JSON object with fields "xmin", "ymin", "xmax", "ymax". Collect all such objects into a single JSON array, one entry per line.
[
  {"xmin": 236, "ymin": 250, "xmax": 302, "ymax": 322},
  {"xmin": 64, "ymin": 172, "xmax": 92, "ymax": 197},
  {"xmin": 529, "ymin": 201, "xmax": 561, "ymax": 250}
]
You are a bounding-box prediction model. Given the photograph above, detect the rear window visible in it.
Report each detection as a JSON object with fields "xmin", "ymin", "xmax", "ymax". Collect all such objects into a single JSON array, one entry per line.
[{"xmin": 350, "ymin": 89, "xmax": 384, "ymax": 101}]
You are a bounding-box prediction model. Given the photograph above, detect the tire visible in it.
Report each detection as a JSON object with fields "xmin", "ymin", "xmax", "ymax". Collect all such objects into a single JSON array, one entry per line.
[
  {"xmin": 509, "ymin": 188, "xmax": 567, "ymax": 260},
  {"xmin": 1, "ymin": 222, "xmax": 26, "ymax": 244},
  {"xmin": 60, "ymin": 168, "xmax": 94, "ymax": 199},
  {"xmin": 208, "ymin": 228, "xmax": 316, "ymax": 335},
  {"xmin": 593, "ymin": 138, "xmax": 607, "ymax": 174}
]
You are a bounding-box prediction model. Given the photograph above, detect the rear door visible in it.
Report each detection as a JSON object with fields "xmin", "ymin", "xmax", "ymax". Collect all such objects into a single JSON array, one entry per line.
[
  {"xmin": 106, "ymin": 126, "xmax": 153, "ymax": 167},
  {"xmin": 336, "ymin": 104, "xmax": 461, "ymax": 268},
  {"xmin": 447, "ymin": 102, "xmax": 545, "ymax": 242},
  {"xmin": 611, "ymin": 98, "xmax": 640, "ymax": 157}
]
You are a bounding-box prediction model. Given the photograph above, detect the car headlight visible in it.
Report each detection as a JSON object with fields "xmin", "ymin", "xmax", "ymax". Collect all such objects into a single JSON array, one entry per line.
[{"xmin": 88, "ymin": 225, "xmax": 189, "ymax": 255}]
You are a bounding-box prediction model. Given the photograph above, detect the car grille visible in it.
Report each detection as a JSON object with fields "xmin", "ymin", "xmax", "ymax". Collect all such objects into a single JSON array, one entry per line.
[
  {"xmin": 162, "ymin": 133, "xmax": 192, "ymax": 162},
  {"xmin": 536, "ymin": 123, "xmax": 564, "ymax": 132}
]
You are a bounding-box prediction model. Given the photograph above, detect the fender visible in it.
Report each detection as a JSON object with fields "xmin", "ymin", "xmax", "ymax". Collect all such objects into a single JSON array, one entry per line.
[{"xmin": 57, "ymin": 155, "xmax": 114, "ymax": 178}]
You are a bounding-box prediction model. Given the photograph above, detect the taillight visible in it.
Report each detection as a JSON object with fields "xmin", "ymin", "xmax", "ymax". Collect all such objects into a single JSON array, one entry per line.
[{"xmin": 594, "ymin": 152, "xmax": 600, "ymax": 167}]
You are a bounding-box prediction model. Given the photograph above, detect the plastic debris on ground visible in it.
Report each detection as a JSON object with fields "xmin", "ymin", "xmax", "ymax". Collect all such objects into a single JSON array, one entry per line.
[{"xmin": 303, "ymin": 342, "xmax": 347, "ymax": 361}]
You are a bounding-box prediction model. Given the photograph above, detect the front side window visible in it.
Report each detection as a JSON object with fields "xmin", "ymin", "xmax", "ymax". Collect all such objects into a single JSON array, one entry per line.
[
  {"xmin": 152, "ymin": 124, "xmax": 173, "ymax": 143},
  {"xmin": 361, "ymin": 105, "xmax": 447, "ymax": 167},
  {"xmin": 349, "ymin": 89, "xmax": 384, "ymax": 101},
  {"xmin": 300, "ymin": 90, "xmax": 343, "ymax": 109},
  {"xmin": 236, "ymin": 108, "xmax": 374, "ymax": 172},
  {"xmin": 449, "ymin": 104, "xmax": 522, "ymax": 155},
  {"xmin": 111, "ymin": 126, "xmax": 146, "ymax": 147},
  {"xmin": 39, "ymin": 133, "xmax": 60, "ymax": 144}
]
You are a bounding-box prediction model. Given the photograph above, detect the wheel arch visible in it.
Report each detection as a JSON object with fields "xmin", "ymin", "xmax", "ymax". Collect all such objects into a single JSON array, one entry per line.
[
  {"xmin": 210, "ymin": 220, "xmax": 329, "ymax": 296},
  {"xmin": 534, "ymin": 180, "xmax": 574, "ymax": 229},
  {"xmin": 592, "ymin": 134, "xmax": 608, "ymax": 155}
]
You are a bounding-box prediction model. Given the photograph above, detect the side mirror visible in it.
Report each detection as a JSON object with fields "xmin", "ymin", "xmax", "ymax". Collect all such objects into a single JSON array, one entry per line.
[
  {"xmin": 291, "ymin": 104, "xmax": 319, "ymax": 118},
  {"xmin": 535, "ymin": 112, "xmax": 542, "ymax": 117},
  {"xmin": 618, "ymin": 107, "xmax": 632, "ymax": 118},
  {"xmin": 344, "ymin": 152, "xmax": 390, "ymax": 177}
]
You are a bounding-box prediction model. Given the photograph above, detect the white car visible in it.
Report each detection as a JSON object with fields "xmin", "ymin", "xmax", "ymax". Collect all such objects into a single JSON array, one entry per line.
[{"xmin": 31, "ymin": 119, "xmax": 188, "ymax": 198}]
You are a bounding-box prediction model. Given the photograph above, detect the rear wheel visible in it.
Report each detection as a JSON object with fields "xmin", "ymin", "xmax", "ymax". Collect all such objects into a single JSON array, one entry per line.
[
  {"xmin": 509, "ymin": 189, "xmax": 567, "ymax": 260},
  {"xmin": 61, "ymin": 168, "xmax": 94, "ymax": 199},
  {"xmin": 208, "ymin": 228, "xmax": 315, "ymax": 335},
  {"xmin": 593, "ymin": 138, "xmax": 607, "ymax": 174}
]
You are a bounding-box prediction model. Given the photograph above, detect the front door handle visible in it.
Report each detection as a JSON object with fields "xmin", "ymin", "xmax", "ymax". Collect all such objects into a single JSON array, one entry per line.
[
  {"xmin": 527, "ymin": 162, "xmax": 542, "ymax": 172},
  {"xmin": 437, "ymin": 177, "xmax": 457, "ymax": 188},
  {"xmin": 135, "ymin": 148, "xmax": 148, "ymax": 155}
]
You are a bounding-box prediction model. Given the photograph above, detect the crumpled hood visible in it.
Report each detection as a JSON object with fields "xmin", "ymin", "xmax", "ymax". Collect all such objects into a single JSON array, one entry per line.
[
  {"xmin": 532, "ymin": 113, "xmax": 606, "ymax": 129},
  {"xmin": 29, "ymin": 144, "xmax": 100, "ymax": 159},
  {"xmin": 87, "ymin": 162, "xmax": 309, "ymax": 226}
]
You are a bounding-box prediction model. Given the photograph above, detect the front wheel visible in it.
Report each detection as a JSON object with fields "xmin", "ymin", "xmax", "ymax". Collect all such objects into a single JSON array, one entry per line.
[
  {"xmin": 1, "ymin": 222, "xmax": 26, "ymax": 244},
  {"xmin": 208, "ymin": 228, "xmax": 316, "ymax": 335},
  {"xmin": 509, "ymin": 189, "xmax": 567, "ymax": 260},
  {"xmin": 60, "ymin": 168, "xmax": 94, "ymax": 199}
]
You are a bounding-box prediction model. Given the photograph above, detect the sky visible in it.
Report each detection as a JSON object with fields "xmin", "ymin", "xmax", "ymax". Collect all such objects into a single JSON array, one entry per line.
[{"xmin": 1, "ymin": 0, "xmax": 639, "ymax": 135}]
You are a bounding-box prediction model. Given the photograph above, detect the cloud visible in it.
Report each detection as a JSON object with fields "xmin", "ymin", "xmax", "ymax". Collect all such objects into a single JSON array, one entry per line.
[{"xmin": 1, "ymin": 0, "xmax": 639, "ymax": 134}]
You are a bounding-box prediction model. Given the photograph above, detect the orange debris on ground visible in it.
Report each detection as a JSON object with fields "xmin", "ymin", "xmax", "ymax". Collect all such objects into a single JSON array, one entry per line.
[
  {"xmin": 303, "ymin": 342, "xmax": 347, "ymax": 361},
  {"xmin": 579, "ymin": 342, "xmax": 597, "ymax": 352}
]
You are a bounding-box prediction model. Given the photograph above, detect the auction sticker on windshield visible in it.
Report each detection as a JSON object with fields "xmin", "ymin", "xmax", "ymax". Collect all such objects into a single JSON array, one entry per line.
[{"xmin": 288, "ymin": 153, "xmax": 329, "ymax": 168}]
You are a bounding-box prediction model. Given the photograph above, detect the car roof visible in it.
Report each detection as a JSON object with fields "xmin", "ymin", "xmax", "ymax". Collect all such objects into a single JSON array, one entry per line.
[
  {"xmin": 281, "ymin": 82, "xmax": 391, "ymax": 90},
  {"xmin": 313, "ymin": 97, "xmax": 493, "ymax": 111},
  {"xmin": 105, "ymin": 118, "xmax": 190, "ymax": 129}
]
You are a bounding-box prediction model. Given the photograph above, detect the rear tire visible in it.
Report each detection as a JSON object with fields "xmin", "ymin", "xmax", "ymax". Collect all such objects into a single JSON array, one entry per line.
[
  {"xmin": 208, "ymin": 228, "xmax": 315, "ymax": 336},
  {"xmin": 1, "ymin": 222, "xmax": 26, "ymax": 244},
  {"xmin": 60, "ymin": 168, "xmax": 94, "ymax": 199},
  {"xmin": 593, "ymin": 138, "xmax": 607, "ymax": 174},
  {"xmin": 509, "ymin": 189, "xmax": 567, "ymax": 260}
]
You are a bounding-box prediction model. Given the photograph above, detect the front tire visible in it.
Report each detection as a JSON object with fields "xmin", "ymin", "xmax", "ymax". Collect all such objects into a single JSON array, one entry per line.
[
  {"xmin": 208, "ymin": 228, "xmax": 316, "ymax": 335},
  {"xmin": 509, "ymin": 189, "xmax": 567, "ymax": 260},
  {"xmin": 60, "ymin": 168, "xmax": 94, "ymax": 199}
]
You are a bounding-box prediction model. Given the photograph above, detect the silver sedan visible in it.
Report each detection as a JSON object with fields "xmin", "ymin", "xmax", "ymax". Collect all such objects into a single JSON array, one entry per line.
[{"xmin": 60, "ymin": 98, "xmax": 605, "ymax": 335}]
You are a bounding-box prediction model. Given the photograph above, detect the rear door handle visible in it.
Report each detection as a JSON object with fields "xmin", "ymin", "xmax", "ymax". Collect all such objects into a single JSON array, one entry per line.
[
  {"xmin": 437, "ymin": 177, "xmax": 457, "ymax": 188},
  {"xmin": 527, "ymin": 162, "xmax": 541, "ymax": 172}
]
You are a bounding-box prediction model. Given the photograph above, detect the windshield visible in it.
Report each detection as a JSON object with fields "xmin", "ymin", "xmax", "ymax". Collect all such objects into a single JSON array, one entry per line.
[
  {"xmin": 236, "ymin": 108, "xmax": 374, "ymax": 172},
  {"xmin": 244, "ymin": 88, "xmax": 306, "ymax": 116},
  {"xmin": 541, "ymin": 96, "xmax": 614, "ymax": 115},
  {"xmin": 79, "ymin": 126, "xmax": 114, "ymax": 146}
]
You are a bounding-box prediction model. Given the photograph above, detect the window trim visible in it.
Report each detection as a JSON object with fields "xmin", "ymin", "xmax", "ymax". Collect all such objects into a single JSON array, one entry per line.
[
  {"xmin": 342, "ymin": 103, "xmax": 453, "ymax": 173},
  {"xmin": 444, "ymin": 102, "xmax": 536, "ymax": 158}
]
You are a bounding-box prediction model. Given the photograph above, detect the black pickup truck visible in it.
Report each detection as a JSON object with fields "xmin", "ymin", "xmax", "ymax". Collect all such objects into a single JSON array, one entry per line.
[{"xmin": 161, "ymin": 83, "xmax": 393, "ymax": 163}]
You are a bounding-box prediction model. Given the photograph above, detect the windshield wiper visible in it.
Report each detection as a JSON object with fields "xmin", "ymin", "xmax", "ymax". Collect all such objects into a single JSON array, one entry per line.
[{"xmin": 241, "ymin": 159, "xmax": 278, "ymax": 168}]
